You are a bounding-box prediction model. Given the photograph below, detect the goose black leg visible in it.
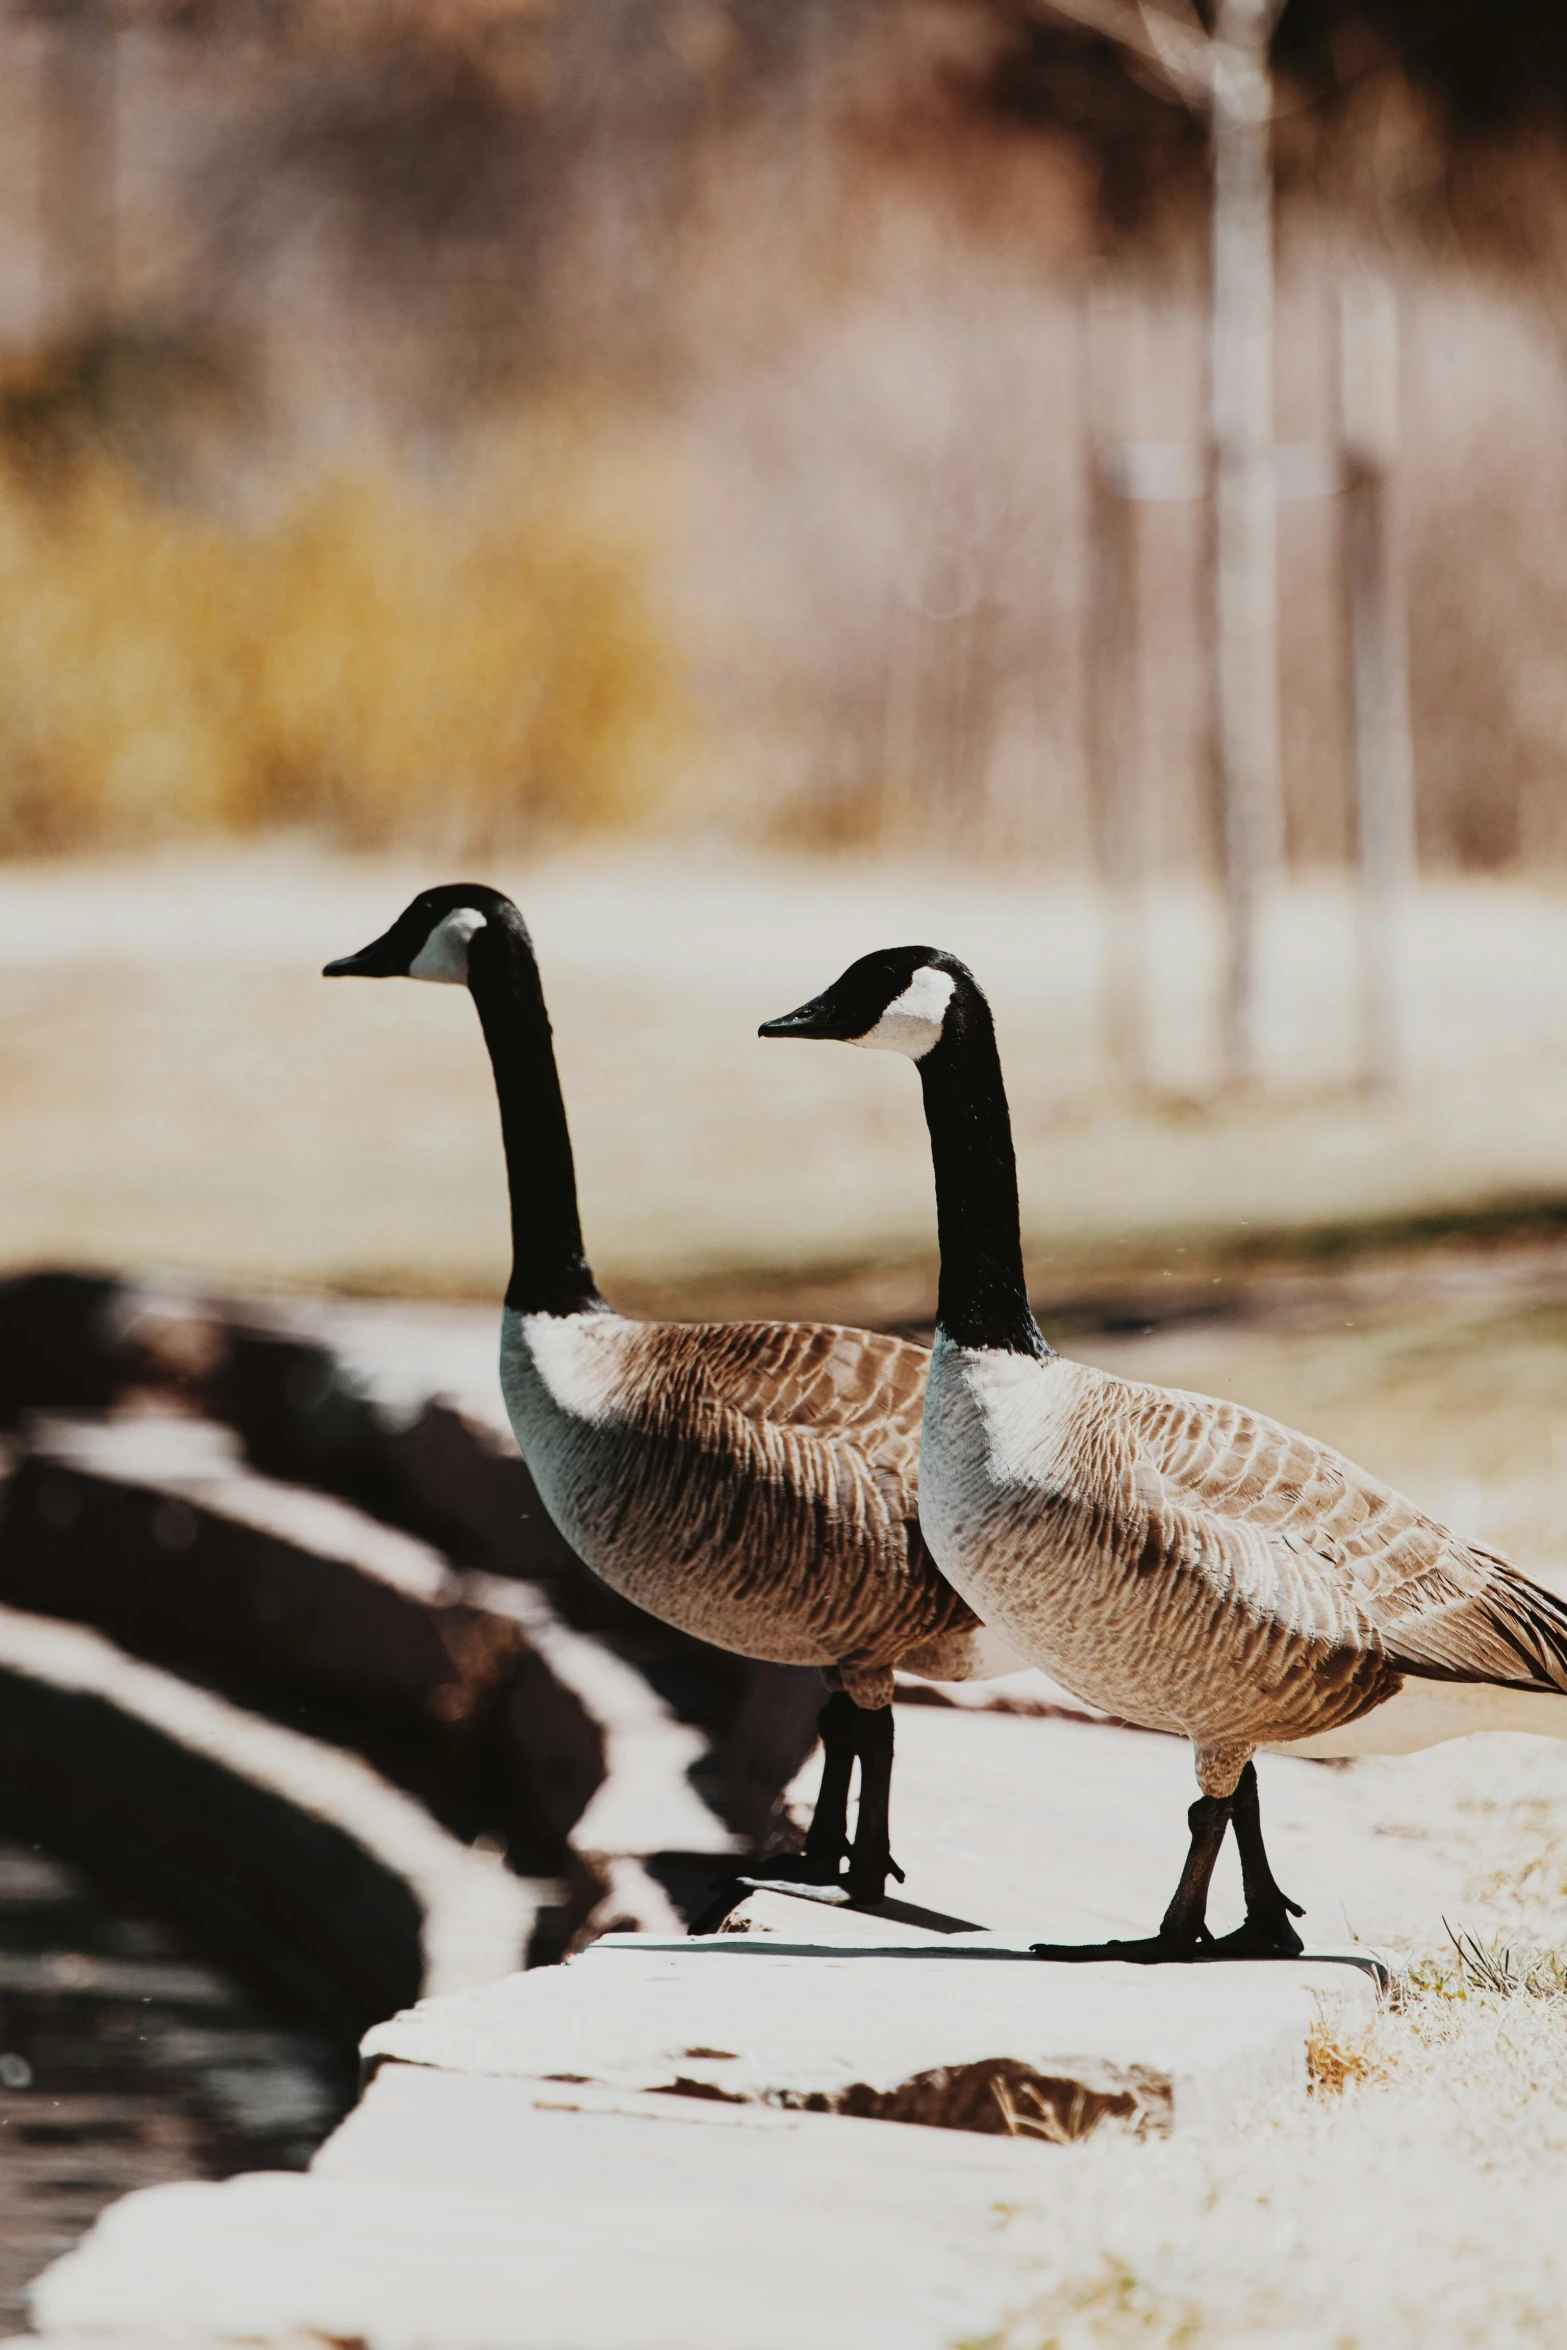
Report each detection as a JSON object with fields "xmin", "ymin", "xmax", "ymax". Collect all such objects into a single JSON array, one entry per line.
[
  {"xmin": 688, "ymin": 1689, "xmax": 862, "ymax": 1934},
  {"xmin": 1031, "ymin": 1791, "xmax": 1234, "ymax": 1964},
  {"xmin": 1205, "ymin": 1762, "xmax": 1305, "ymax": 1958},
  {"xmin": 735, "ymin": 1689, "xmax": 861, "ymax": 1884},
  {"xmin": 843, "ymin": 1702, "xmax": 907, "ymax": 1907},
  {"xmin": 800, "ymin": 1690, "xmax": 859, "ymax": 1881}
]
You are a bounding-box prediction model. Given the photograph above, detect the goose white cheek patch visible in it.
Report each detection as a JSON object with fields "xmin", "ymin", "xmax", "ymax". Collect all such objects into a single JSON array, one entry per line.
[
  {"xmin": 852, "ymin": 965, "xmax": 955, "ymax": 1058},
  {"xmin": 409, "ymin": 907, "xmax": 486, "ymax": 984}
]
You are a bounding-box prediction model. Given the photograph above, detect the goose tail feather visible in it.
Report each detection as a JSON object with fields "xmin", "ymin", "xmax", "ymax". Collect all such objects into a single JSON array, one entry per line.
[{"xmin": 1392, "ymin": 1552, "xmax": 1567, "ymax": 1695}]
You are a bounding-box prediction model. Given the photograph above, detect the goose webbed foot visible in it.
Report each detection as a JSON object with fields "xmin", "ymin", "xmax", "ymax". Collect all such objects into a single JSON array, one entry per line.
[
  {"xmin": 1205, "ymin": 1909, "xmax": 1304, "ymax": 1959},
  {"xmin": 1031, "ymin": 1926, "xmax": 1218, "ymax": 1965},
  {"xmin": 1032, "ymin": 1763, "xmax": 1309, "ymax": 1965},
  {"xmin": 789, "ymin": 1688, "xmax": 860, "ymax": 1879},
  {"xmin": 1032, "ymin": 1788, "xmax": 1235, "ymax": 1965},
  {"xmin": 687, "ymin": 1851, "xmax": 839, "ymax": 1937},
  {"xmin": 739, "ymin": 1848, "xmax": 846, "ymax": 1890},
  {"xmin": 727, "ymin": 1686, "xmax": 860, "ymax": 1901}
]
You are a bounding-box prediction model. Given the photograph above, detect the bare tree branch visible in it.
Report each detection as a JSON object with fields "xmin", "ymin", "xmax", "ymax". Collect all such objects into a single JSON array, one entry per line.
[
  {"xmin": 1028, "ymin": 0, "xmax": 1290, "ymax": 114},
  {"xmin": 1136, "ymin": 2, "xmax": 1212, "ymax": 103},
  {"xmin": 1024, "ymin": 0, "xmax": 1211, "ymax": 108}
]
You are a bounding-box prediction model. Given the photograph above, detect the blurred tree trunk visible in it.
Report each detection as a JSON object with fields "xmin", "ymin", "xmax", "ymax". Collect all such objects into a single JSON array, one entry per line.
[
  {"xmin": 1083, "ymin": 289, "xmax": 1149, "ymax": 1089},
  {"xmin": 1339, "ymin": 275, "xmax": 1415, "ymax": 1094},
  {"xmin": 40, "ymin": 0, "xmax": 117, "ymax": 343},
  {"xmin": 1036, "ymin": 0, "xmax": 1285, "ymax": 1087},
  {"xmin": 1209, "ymin": 0, "xmax": 1282, "ymax": 1087}
]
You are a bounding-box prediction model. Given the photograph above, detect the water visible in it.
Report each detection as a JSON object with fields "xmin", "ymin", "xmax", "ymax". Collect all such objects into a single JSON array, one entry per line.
[{"xmin": 0, "ymin": 1833, "xmax": 356, "ymax": 2334}]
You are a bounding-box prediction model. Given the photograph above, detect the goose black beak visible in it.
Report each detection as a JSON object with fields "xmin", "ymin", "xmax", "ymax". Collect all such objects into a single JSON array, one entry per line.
[
  {"xmin": 758, "ymin": 995, "xmax": 851, "ymax": 1041},
  {"xmin": 322, "ymin": 930, "xmax": 403, "ymax": 978}
]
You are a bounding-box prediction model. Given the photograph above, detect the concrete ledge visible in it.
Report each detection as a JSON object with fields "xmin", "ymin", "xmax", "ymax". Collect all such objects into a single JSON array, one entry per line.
[
  {"xmin": 0, "ymin": 1602, "xmax": 541, "ymax": 2029},
  {"xmin": 0, "ymin": 1411, "xmax": 745, "ymax": 1941},
  {"xmin": 465, "ymin": 1572, "xmax": 740, "ymax": 1863},
  {"xmin": 361, "ymin": 1929, "xmax": 1377, "ymax": 2138},
  {"xmin": 314, "ymin": 2055, "xmax": 1059, "ymax": 2186},
  {"xmin": 32, "ymin": 2066, "xmax": 1050, "ymax": 2350},
  {"xmin": 0, "ymin": 1281, "xmax": 827, "ymax": 1876},
  {"xmin": 801, "ymin": 1704, "xmax": 1476, "ymax": 1953},
  {"xmin": 0, "ymin": 1413, "xmax": 524, "ymax": 1745}
]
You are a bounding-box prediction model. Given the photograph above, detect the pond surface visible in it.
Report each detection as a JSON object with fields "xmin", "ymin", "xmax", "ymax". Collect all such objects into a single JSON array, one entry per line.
[{"xmin": 0, "ymin": 1832, "xmax": 356, "ymax": 2334}]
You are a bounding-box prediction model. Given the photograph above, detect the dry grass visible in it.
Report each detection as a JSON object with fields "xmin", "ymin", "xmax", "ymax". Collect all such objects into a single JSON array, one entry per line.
[
  {"xmin": 8, "ymin": 8, "xmax": 1567, "ymax": 878},
  {"xmin": 1303, "ymin": 1997, "xmax": 1391, "ymax": 2097},
  {"xmin": 965, "ymin": 1718, "xmax": 1567, "ymax": 2349},
  {"xmin": 980, "ymin": 1947, "xmax": 1567, "ymax": 2350},
  {"xmin": 0, "ymin": 425, "xmax": 694, "ymax": 856}
]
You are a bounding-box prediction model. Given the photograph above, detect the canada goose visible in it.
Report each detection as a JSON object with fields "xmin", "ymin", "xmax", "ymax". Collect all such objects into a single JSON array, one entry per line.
[
  {"xmin": 761, "ymin": 947, "xmax": 1567, "ymax": 1960},
  {"xmin": 324, "ymin": 887, "xmax": 1020, "ymax": 1908}
]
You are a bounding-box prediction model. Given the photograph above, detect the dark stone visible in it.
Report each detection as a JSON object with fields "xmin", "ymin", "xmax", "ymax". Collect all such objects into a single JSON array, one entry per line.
[
  {"xmin": 0, "ymin": 1664, "xmax": 423, "ymax": 2040},
  {"xmin": 0, "ymin": 1273, "xmax": 128, "ymax": 1429}
]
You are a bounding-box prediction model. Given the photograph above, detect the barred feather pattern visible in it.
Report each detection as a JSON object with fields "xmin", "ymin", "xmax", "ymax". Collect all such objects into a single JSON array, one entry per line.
[
  {"xmin": 500, "ymin": 1308, "xmax": 988, "ymax": 1708},
  {"xmin": 920, "ymin": 1335, "xmax": 1567, "ymax": 1788}
]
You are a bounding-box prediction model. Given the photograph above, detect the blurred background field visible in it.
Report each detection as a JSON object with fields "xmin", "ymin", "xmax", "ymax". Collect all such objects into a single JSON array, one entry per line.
[
  {"xmin": 4, "ymin": 0, "xmax": 1567, "ymax": 880},
  {"xmin": 3, "ymin": 3, "xmax": 1567, "ymax": 1254},
  {"xmin": 9, "ymin": 845, "xmax": 1567, "ymax": 1308}
]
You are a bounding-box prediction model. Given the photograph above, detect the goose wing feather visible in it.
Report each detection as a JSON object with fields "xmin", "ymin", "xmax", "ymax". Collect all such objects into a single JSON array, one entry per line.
[
  {"xmin": 644, "ymin": 1319, "xmax": 927, "ymax": 1518},
  {"xmin": 1114, "ymin": 1375, "xmax": 1567, "ymax": 1693},
  {"xmin": 614, "ymin": 1319, "xmax": 976, "ymax": 1678},
  {"xmin": 699, "ymin": 1321, "xmax": 926, "ymax": 1484}
]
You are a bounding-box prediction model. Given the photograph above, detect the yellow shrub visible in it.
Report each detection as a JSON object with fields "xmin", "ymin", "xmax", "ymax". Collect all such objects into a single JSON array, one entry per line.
[{"xmin": 0, "ymin": 424, "xmax": 694, "ymax": 853}]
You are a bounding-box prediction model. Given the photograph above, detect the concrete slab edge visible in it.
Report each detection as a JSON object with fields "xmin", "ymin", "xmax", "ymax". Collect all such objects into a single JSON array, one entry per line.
[{"xmin": 0, "ymin": 1601, "xmax": 542, "ymax": 2000}]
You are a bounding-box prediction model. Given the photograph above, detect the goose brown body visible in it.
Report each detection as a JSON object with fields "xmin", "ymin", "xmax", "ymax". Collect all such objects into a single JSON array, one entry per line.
[
  {"xmin": 922, "ymin": 1338, "xmax": 1567, "ymax": 1795},
  {"xmin": 503, "ymin": 1308, "xmax": 992, "ymax": 1708}
]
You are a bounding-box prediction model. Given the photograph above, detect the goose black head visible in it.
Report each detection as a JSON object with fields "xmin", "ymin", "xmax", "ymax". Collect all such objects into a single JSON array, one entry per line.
[
  {"xmin": 323, "ymin": 884, "xmax": 521, "ymax": 987},
  {"xmin": 759, "ymin": 946, "xmax": 968, "ymax": 1060}
]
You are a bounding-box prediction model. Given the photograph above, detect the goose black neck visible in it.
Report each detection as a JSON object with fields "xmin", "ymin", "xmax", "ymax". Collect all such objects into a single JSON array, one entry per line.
[
  {"xmin": 465, "ymin": 916, "xmax": 604, "ymax": 1318},
  {"xmin": 917, "ymin": 990, "xmax": 1050, "ymax": 1359}
]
